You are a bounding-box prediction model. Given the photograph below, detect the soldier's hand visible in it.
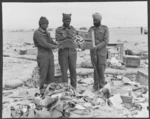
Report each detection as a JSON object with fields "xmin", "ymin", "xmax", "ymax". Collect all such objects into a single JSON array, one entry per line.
[
  {"xmin": 67, "ymin": 33, "xmax": 74, "ymax": 39},
  {"xmin": 81, "ymin": 48, "xmax": 85, "ymax": 51},
  {"xmin": 57, "ymin": 43, "xmax": 64, "ymax": 49},
  {"xmin": 53, "ymin": 45, "xmax": 58, "ymax": 49},
  {"xmin": 95, "ymin": 40, "xmax": 100, "ymax": 44},
  {"xmin": 92, "ymin": 46, "xmax": 97, "ymax": 51}
]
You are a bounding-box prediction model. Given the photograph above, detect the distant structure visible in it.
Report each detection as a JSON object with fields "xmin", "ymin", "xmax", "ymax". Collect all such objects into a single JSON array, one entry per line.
[{"xmin": 140, "ymin": 27, "xmax": 143, "ymax": 34}]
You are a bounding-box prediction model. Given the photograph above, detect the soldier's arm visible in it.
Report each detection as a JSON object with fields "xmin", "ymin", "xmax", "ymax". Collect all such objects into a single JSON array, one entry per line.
[
  {"xmin": 34, "ymin": 31, "xmax": 57, "ymax": 49},
  {"xmin": 46, "ymin": 31, "xmax": 57, "ymax": 45},
  {"xmin": 96, "ymin": 26, "xmax": 109, "ymax": 49}
]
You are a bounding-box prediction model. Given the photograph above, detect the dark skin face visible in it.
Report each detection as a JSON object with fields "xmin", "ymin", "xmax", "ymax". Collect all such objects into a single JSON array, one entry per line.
[
  {"xmin": 40, "ymin": 23, "xmax": 49, "ymax": 30},
  {"xmin": 93, "ymin": 19, "xmax": 101, "ymax": 27},
  {"xmin": 63, "ymin": 20, "xmax": 71, "ymax": 27}
]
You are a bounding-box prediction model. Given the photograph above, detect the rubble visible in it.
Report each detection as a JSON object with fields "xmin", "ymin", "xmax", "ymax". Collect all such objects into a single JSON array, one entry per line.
[
  {"xmin": 3, "ymin": 72, "xmax": 149, "ymax": 118},
  {"xmin": 3, "ymin": 41, "xmax": 149, "ymax": 118}
]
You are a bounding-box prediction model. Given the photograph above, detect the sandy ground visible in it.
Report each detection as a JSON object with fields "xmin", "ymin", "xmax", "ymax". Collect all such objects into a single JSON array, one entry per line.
[{"xmin": 2, "ymin": 27, "xmax": 149, "ymax": 118}]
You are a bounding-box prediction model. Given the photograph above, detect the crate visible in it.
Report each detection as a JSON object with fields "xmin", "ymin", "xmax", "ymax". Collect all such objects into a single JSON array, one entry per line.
[
  {"xmin": 123, "ymin": 55, "xmax": 140, "ymax": 67},
  {"xmin": 136, "ymin": 70, "xmax": 148, "ymax": 86}
]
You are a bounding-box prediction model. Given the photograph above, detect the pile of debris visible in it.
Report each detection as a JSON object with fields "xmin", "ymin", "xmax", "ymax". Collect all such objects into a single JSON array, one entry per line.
[
  {"xmin": 3, "ymin": 70, "xmax": 149, "ymax": 118},
  {"xmin": 3, "ymin": 82, "xmax": 118, "ymax": 118},
  {"xmin": 77, "ymin": 73, "xmax": 149, "ymax": 117}
]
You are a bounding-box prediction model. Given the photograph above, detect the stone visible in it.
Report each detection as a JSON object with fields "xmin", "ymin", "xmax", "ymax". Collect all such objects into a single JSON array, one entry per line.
[
  {"xmin": 82, "ymin": 102, "xmax": 92, "ymax": 108},
  {"xmin": 76, "ymin": 68, "xmax": 93, "ymax": 75},
  {"xmin": 109, "ymin": 94, "xmax": 123, "ymax": 109},
  {"xmin": 18, "ymin": 90, "xmax": 29, "ymax": 97},
  {"xmin": 27, "ymin": 109, "xmax": 36, "ymax": 118},
  {"xmin": 4, "ymin": 79, "xmax": 24, "ymax": 89},
  {"xmin": 78, "ymin": 77, "xmax": 93, "ymax": 85},
  {"xmin": 81, "ymin": 62, "xmax": 93, "ymax": 68},
  {"xmin": 112, "ymin": 80, "xmax": 124, "ymax": 87},
  {"xmin": 51, "ymin": 109, "xmax": 62, "ymax": 118},
  {"xmin": 19, "ymin": 48, "xmax": 27, "ymax": 55},
  {"xmin": 18, "ymin": 74, "xmax": 32, "ymax": 82},
  {"xmin": 82, "ymin": 90, "xmax": 95, "ymax": 98},
  {"xmin": 122, "ymin": 76, "xmax": 131, "ymax": 84},
  {"xmin": 99, "ymin": 87, "xmax": 111, "ymax": 99},
  {"xmin": 111, "ymin": 87, "xmax": 132, "ymax": 96},
  {"xmin": 75, "ymin": 104, "xmax": 86, "ymax": 110},
  {"xmin": 26, "ymin": 48, "xmax": 37, "ymax": 55},
  {"xmin": 34, "ymin": 109, "xmax": 51, "ymax": 118}
]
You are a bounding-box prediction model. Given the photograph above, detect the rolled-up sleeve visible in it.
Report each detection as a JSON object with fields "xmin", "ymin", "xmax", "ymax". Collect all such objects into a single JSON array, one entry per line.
[
  {"xmin": 96, "ymin": 26, "xmax": 109, "ymax": 49},
  {"xmin": 34, "ymin": 31, "xmax": 56, "ymax": 49}
]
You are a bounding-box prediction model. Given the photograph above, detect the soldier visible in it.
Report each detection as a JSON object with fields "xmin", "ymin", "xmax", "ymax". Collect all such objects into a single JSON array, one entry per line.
[
  {"xmin": 55, "ymin": 13, "xmax": 78, "ymax": 89},
  {"xmin": 33, "ymin": 17, "xmax": 57, "ymax": 93},
  {"xmin": 140, "ymin": 27, "xmax": 143, "ymax": 34},
  {"xmin": 89, "ymin": 13, "xmax": 109, "ymax": 91}
]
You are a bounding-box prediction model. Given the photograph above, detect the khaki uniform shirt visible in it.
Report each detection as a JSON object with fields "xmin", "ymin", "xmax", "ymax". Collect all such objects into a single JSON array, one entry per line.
[
  {"xmin": 55, "ymin": 25, "xmax": 77, "ymax": 49},
  {"xmin": 88, "ymin": 25, "xmax": 109, "ymax": 56},
  {"xmin": 33, "ymin": 28, "xmax": 56, "ymax": 58}
]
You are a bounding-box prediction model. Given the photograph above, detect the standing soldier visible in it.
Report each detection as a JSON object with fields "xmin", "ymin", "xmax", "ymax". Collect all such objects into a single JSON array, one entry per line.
[
  {"xmin": 141, "ymin": 27, "xmax": 143, "ymax": 34},
  {"xmin": 55, "ymin": 13, "xmax": 78, "ymax": 89},
  {"xmin": 89, "ymin": 13, "xmax": 109, "ymax": 92},
  {"xmin": 33, "ymin": 17, "xmax": 57, "ymax": 93}
]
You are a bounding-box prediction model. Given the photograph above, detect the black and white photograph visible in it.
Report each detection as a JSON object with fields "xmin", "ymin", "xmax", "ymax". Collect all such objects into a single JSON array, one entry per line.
[{"xmin": 2, "ymin": 1, "xmax": 149, "ymax": 118}]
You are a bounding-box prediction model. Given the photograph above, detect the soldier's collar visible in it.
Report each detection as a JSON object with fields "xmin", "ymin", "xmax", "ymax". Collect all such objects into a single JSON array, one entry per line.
[
  {"xmin": 93, "ymin": 25, "xmax": 102, "ymax": 30},
  {"xmin": 61, "ymin": 25, "xmax": 72, "ymax": 30},
  {"xmin": 38, "ymin": 27, "xmax": 47, "ymax": 33},
  {"xmin": 93, "ymin": 25, "xmax": 104, "ymax": 32}
]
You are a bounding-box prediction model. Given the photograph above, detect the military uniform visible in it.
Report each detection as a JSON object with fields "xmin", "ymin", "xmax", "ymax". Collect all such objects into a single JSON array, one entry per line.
[
  {"xmin": 89, "ymin": 25, "xmax": 109, "ymax": 90},
  {"xmin": 55, "ymin": 25, "xmax": 78, "ymax": 88},
  {"xmin": 33, "ymin": 28, "xmax": 57, "ymax": 88}
]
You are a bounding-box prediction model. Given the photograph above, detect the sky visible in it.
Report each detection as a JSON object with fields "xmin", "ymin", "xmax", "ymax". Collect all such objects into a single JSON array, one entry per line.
[{"xmin": 2, "ymin": 1, "xmax": 148, "ymax": 30}]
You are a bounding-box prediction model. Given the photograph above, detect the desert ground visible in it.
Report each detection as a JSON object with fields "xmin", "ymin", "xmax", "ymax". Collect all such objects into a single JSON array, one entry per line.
[{"xmin": 2, "ymin": 27, "xmax": 149, "ymax": 118}]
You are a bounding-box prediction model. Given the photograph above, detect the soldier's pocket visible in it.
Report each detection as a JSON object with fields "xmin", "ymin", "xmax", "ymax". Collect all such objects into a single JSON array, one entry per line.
[
  {"xmin": 97, "ymin": 48, "xmax": 107, "ymax": 56},
  {"xmin": 98, "ymin": 55, "xmax": 107, "ymax": 64},
  {"xmin": 70, "ymin": 49, "xmax": 77, "ymax": 55}
]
